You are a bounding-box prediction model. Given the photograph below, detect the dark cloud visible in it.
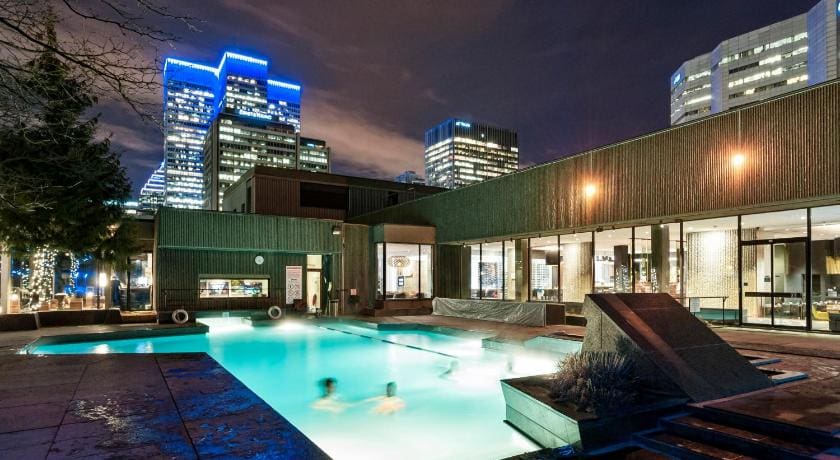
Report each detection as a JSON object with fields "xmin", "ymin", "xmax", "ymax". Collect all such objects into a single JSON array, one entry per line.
[{"xmin": 89, "ymin": 0, "xmax": 815, "ymax": 195}]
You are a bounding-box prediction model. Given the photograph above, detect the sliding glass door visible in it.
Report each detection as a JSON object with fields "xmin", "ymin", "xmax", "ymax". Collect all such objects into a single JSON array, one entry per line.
[{"xmin": 741, "ymin": 239, "xmax": 807, "ymax": 328}]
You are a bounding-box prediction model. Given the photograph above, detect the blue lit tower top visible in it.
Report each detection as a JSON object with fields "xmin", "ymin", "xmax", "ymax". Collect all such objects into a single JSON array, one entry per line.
[{"xmin": 161, "ymin": 51, "xmax": 302, "ymax": 209}]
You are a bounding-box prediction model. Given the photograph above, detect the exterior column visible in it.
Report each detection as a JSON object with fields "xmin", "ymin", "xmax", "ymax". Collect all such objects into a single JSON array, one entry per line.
[
  {"xmin": 0, "ymin": 247, "xmax": 10, "ymax": 314},
  {"xmin": 651, "ymin": 225, "xmax": 671, "ymax": 293}
]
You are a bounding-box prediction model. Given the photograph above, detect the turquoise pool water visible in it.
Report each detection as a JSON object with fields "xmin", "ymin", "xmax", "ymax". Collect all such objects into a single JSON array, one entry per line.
[{"xmin": 30, "ymin": 319, "xmax": 578, "ymax": 459}]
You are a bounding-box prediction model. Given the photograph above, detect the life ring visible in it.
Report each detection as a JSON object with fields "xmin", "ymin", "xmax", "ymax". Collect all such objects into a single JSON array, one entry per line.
[
  {"xmin": 267, "ymin": 305, "xmax": 283, "ymax": 320},
  {"xmin": 172, "ymin": 309, "xmax": 190, "ymax": 324}
]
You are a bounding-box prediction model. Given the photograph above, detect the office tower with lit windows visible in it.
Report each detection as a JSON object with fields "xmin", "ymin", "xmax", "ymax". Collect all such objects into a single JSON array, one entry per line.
[
  {"xmin": 162, "ymin": 51, "xmax": 302, "ymax": 208},
  {"xmin": 203, "ymin": 118, "xmax": 331, "ymax": 210},
  {"xmin": 297, "ymin": 137, "xmax": 330, "ymax": 172},
  {"xmin": 138, "ymin": 161, "xmax": 166, "ymax": 213},
  {"xmin": 394, "ymin": 170, "xmax": 425, "ymax": 185},
  {"xmin": 424, "ymin": 119, "xmax": 518, "ymax": 189},
  {"xmin": 670, "ymin": 0, "xmax": 838, "ymax": 125}
]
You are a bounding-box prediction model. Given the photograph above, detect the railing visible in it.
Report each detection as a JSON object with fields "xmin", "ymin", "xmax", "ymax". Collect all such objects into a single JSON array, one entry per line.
[
  {"xmin": 161, "ymin": 288, "xmax": 286, "ymax": 312},
  {"xmin": 674, "ymin": 296, "xmax": 733, "ymax": 325}
]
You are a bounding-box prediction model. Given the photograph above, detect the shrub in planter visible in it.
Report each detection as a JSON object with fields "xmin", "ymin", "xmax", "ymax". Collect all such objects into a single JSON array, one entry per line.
[{"xmin": 549, "ymin": 351, "xmax": 639, "ymax": 416}]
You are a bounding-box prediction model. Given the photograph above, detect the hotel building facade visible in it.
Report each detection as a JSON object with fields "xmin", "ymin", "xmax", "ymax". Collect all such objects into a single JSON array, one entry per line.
[
  {"xmin": 162, "ymin": 51, "xmax": 302, "ymax": 209},
  {"xmin": 152, "ymin": 80, "xmax": 840, "ymax": 333},
  {"xmin": 670, "ymin": 0, "xmax": 839, "ymax": 125},
  {"xmin": 424, "ymin": 119, "xmax": 519, "ymax": 188}
]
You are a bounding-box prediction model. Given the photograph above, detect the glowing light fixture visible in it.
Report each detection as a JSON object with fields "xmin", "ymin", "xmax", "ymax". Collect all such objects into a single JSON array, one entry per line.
[
  {"xmin": 583, "ymin": 183, "xmax": 598, "ymax": 198},
  {"xmin": 731, "ymin": 153, "xmax": 746, "ymax": 168},
  {"xmin": 98, "ymin": 273, "xmax": 108, "ymax": 289}
]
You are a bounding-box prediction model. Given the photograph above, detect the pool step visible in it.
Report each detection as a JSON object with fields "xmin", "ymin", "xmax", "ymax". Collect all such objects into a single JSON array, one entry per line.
[
  {"xmin": 636, "ymin": 404, "xmax": 840, "ymax": 460},
  {"xmin": 635, "ymin": 431, "xmax": 756, "ymax": 460},
  {"xmin": 661, "ymin": 414, "xmax": 825, "ymax": 459}
]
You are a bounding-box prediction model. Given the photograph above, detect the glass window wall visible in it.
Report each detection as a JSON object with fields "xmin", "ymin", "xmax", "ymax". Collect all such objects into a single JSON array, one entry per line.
[
  {"xmin": 683, "ymin": 216, "xmax": 738, "ymax": 323},
  {"xmin": 634, "ymin": 223, "xmax": 682, "ymax": 296},
  {"xmin": 480, "ymin": 242, "xmax": 504, "ymax": 299},
  {"xmin": 376, "ymin": 243, "xmax": 384, "ymax": 300},
  {"xmin": 504, "ymin": 239, "xmax": 527, "ymax": 301},
  {"xmin": 558, "ymin": 232, "xmax": 593, "ymax": 304},
  {"xmin": 420, "ymin": 245, "xmax": 434, "ymax": 299},
  {"xmin": 594, "ymin": 228, "xmax": 632, "ymax": 293},
  {"xmin": 378, "ymin": 244, "xmax": 434, "ymax": 300},
  {"xmin": 529, "ymin": 236, "xmax": 559, "ymax": 301},
  {"xmin": 470, "ymin": 244, "xmax": 481, "ymax": 299},
  {"xmin": 810, "ymin": 206, "xmax": 840, "ymax": 331},
  {"xmin": 741, "ymin": 209, "xmax": 807, "ymax": 328},
  {"xmin": 199, "ymin": 278, "xmax": 269, "ymax": 298}
]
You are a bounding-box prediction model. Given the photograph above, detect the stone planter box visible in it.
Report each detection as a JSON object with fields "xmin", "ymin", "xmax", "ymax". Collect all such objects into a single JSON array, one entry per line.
[{"xmin": 501, "ymin": 374, "xmax": 685, "ymax": 451}]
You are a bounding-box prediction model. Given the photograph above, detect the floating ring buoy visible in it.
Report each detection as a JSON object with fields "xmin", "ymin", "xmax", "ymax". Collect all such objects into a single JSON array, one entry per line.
[
  {"xmin": 172, "ymin": 309, "xmax": 189, "ymax": 324},
  {"xmin": 267, "ymin": 305, "xmax": 283, "ymax": 320}
]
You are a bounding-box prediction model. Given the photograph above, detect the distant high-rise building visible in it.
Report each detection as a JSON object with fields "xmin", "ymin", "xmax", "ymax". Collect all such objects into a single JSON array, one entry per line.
[
  {"xmin": 138, "ymin": 161, "xmax": 166, "ymax": 213},
  {"xmin": 162, "ymin": 51, "xmax": 302, "ymax": 208},
  {"xmin": 424, "ymin": 119, "xmax": 518, "ymax": 189},
  {"xmin": 297, "ymin": 137, "xmax": 330, "ymax": 173},
  {"xmin": 203, "ymin": 117, "xmax": 330, "ymax": 210},
  {"xmin": 670, "ymin": 0, "xmax": 837, "ymax": 125},
  {"xmin": 394, "ymin": 170, "xmax": 425, "ymax": 185}
]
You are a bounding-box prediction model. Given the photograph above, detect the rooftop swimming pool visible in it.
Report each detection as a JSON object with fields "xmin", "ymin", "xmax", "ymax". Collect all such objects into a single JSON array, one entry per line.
[{"xmin": 29, "ymin": 319, "xmax": 579, "ymax": 459}]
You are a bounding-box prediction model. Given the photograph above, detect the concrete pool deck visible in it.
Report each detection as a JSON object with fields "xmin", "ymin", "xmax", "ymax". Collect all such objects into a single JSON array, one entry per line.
[
  {"xmin": 0, "ymin": 352, "xmax": 329, "ymax": 459},
  {"xmin": 0, "ymin": 316, "xmax": 838, "ymax": 458}
]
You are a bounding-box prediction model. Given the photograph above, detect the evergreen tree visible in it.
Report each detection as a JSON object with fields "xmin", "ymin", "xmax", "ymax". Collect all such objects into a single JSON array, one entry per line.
[{"xmin": 0, "ymin": 15, "xmax": 130, "ymax": 254}]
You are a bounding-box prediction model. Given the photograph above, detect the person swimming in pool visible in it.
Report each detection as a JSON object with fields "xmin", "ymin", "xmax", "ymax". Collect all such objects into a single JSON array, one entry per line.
[
  {"xmin": 366, "ymin": 381, "xmax": 405, "ymax": 415},
  {"xmin": 440, "ymin": 359, "xmax": 460, "ymax": 379},
  {"xmin": 311, "ymin": 377, "xmax": 349, "ymax": 414}
]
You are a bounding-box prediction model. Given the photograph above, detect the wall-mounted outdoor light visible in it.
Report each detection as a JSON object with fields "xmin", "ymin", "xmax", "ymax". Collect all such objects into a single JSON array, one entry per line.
[
  {"xmin": 332, "ymin": 225, "xmax": 341, "ymax": 235},
  {"xmin": 731, "ymin": 153, "xmax": 746, "ymax": 168},
  {"xmin": 584, "ymin": 183, "xmax": 598, "ymax": 198}
]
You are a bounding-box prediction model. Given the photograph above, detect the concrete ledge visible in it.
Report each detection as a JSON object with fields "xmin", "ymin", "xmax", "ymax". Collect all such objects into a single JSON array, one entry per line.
[
  {"xmin": 0, "ymin": 313, "xmax": 39, "ymax": 331},
  {"xmin": 24, "ymin": 324, "xmax": 209, "ymax": 352},
  {"xmin": 502, "ymin": 375, "xmax": 686, "ymax": 452},
  {"xmin": 37, "ymin": 309, "xmax": 123, "ymax": 327}
]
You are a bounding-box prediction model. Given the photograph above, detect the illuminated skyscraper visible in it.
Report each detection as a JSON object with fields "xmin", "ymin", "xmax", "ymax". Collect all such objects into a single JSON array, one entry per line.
[
  {"xmin": 162, "ymin": 51, "xmax": 302, "ymax": 208},
  {"xmin": 138, "ymin": 161, "xmax": 166, "ymax": 213},
  {"xmin": 297, "ymin": 137, "xmax": 330, "ymax": 172},
  {"xmin": 670, "ymin": 0, "xmax": 838, "ymax": 125},
  {"xmin": 424, "ymin": 119, "xmax": 518, "ymax": 189}
]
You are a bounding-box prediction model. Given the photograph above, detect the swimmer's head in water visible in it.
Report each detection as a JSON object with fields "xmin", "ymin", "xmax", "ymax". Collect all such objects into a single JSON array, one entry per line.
[
  {"xmin": 321, "ymin": 377, "xmax": 337, "ymax": 396},
  {"xmin": 386, "ymin": 381, "xmax": 397, "ymax": 397}
]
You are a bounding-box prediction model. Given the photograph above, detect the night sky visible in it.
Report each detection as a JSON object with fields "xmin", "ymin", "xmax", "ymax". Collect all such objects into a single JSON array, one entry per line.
[{"xmin": 93, "ymin": 0, "xmax": 816, "ymax": 196}]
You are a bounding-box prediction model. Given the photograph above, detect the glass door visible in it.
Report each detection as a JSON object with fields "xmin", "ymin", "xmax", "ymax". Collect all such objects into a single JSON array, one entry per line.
[
  {"xmin": 306, "ymin": 255, "xmax": 322, "ymax": 313},
  {"xmin": 741, "ymin": 239, "xmax": 807, "ymax": 328}
]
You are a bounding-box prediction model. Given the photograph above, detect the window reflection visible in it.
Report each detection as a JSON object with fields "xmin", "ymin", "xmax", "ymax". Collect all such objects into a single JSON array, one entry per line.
[
  {"xmin": 530, "ymin": 236, "xmax": 559, "ymax": 301},
  {"xmin": 684, "ymin": 216, "xmax": 738, "ymax": 323},
  {"xmin": 810, "ymin": 205, "xmax": 840, "ymax": 331},
  {"xmin": 379, "ymin": 244, "xmax": 433, "ymax": 300},
  {"xmin": 634, "ymin": 224, "xmax": 682, "ymax": 296},
  {"xmin": 558, "ymin": 232, "xmax": 592, "ymax": 304},
  {"xmin": 504, "ymin": 240, "xmax": 527, "ymax": 301},
  {"xmin": 480, "ymin": 242, "xmax": 503, "ymax": 299},
  {"xmin": 594, "ymin": 228, "xmax": 632, "ymax": 293}
]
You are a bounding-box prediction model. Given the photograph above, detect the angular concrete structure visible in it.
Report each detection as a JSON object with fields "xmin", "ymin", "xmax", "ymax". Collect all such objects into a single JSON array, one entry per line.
[{"xmin": 583, "ymin": 293, "xmax": 772, "ymax": 401}]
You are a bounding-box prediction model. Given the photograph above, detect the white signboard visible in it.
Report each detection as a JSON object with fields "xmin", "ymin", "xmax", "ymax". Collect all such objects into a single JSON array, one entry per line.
[{"xmin": 285, "ymin": 266, "xmax": 303, "ymax": 305}]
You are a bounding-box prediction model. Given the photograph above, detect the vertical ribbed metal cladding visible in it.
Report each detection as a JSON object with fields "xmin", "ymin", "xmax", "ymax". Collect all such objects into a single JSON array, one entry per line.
[
  {"xmin": 341, "ymin": 224, "xmax": 371, "ymax": 309},
  {"xmin": 157, "ymin": 208, "xmax": 342, "ymax": 253},
  {"xmin": 155, "ymin": 249, "xmax": 306, "ymax": 300},
  {"xmin": 350, "ymin": 81, "xmax": 840, "ymax": 243},
  {"xmin": 254, "ymin": 175, "xmax": 346, "ymax": 220}
]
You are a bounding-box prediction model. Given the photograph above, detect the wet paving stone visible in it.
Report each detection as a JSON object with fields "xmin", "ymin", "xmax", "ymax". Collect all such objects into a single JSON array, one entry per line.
[{"xmin": 0, "ymin": 353, "xmax": 328, "ymax": 459}]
